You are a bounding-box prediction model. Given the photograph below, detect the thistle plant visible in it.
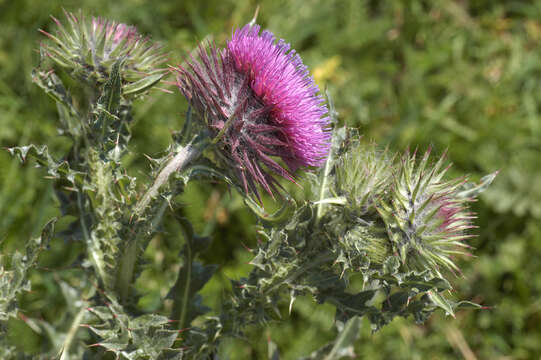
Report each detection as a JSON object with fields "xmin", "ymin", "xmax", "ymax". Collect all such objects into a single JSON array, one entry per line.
[{"xmin": 0, "ymin": 11, "xmax": 497, "ymax": 359}]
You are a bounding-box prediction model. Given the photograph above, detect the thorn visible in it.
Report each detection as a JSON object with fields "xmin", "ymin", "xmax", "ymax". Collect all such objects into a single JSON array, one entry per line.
[
  {"xmin": 142, "ymin": 153, "xmax": 154, "ymax": 162},
  {"xmin": 249, "ymin": 6, "xmax": 261, "ymax": 26},
  {"xmin": 240, "ymin": 241, "xmax": 253, "ymax": 253},
  {"xmin": 38, "ymin": 29, "xmax": 54, "ymax": 38},
  {"xmin": 154, "ymin": 87, "xmax": 174, "ymax": 94},
  {"xmin": 50, "ymin": 15, "xmax": 62, "ymax": 27}
]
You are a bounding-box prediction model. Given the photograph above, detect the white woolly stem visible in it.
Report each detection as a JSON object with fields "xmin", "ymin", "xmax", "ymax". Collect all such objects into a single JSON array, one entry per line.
[{"xmin": 135, "ymin": 143, "xmax": 201, "ymax": 216}]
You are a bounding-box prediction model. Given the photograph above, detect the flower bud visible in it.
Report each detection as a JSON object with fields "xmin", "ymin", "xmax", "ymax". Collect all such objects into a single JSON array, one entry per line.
[
  {"xmin": 39, "ymin": 10, "xmax": 166, "ymax": 91},
  {"xmin": 378, "ymin": 149, "xmax": 475, "ymax": 277},
  {"xmin": 342, "ymin": 224, "xmax": 391, "ymax": 265},
  {"xmin": 335, "ymin": 141, "xmax": 393, "ymax": 214}
]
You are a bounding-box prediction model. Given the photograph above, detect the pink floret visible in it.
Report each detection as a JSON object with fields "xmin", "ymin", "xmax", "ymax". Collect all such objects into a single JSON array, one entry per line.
[{"xmin": 227, "ymin": 24, "xmax": 330, "ymax": 168}]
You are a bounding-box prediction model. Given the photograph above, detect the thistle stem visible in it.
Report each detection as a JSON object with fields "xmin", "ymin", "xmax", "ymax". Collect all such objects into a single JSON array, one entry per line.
[
  {"xmin": 115, "ymin": 143, "xmax": 202, "ymax": 303},
  {"xmin": 170, "ymin": 237, "xmax": 193, "ymax": 329},
  {"xmin": 135, "ymin": 143, "xmax": 201, "ymax": 217},
  {"xmin": 58, "ymin": 306, "xmax": 86, "ymax": 360}
]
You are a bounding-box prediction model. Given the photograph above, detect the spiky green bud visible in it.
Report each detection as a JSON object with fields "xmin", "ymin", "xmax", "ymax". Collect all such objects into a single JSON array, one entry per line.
[
  {"xmin": 335, "ymin": 141, "xmax": 393, "ymax": 214},
  {"xmin": 342, "ymin": 224, "xmax": 391, "ymax": 265},
  {"xmin": 39, "ymin": 10, "xmax": 166, "ymax": 94},
  {"xmin": 378, "ymin": 148, "xmax": 475, "ymax": 278}
]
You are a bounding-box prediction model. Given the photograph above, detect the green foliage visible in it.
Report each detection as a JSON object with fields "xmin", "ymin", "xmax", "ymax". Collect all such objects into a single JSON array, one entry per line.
[
  {"xmin": 0, "ymin": 219, "xmax": 55, "ymax": 358},
  {"xmin": 0, "ymin": 219, "xmax": 55, "ymax": 321},
  {"xmin": 86, "ymin": 298, "xmax": 183, "ymax": 359}
]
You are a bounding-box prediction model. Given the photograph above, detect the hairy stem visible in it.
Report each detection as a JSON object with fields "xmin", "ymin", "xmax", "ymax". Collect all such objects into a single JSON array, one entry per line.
[
  {"xmin": 135, "ymin": 143, "xmax": 201, "ymax": 217},
  {"xmin": 58, "ymin": 306, "xmax": 86, "ymax": 360},
  {"xmin": 115, "ymin": 240, "xmax": 138, "ymax": 302},
  {"xmin": 115, "ymin": 144, "xmax": 201, "ymax": 303},
  {"xmin": 171, "ymin": 239, "xmax": 193, "ymax": 329}
]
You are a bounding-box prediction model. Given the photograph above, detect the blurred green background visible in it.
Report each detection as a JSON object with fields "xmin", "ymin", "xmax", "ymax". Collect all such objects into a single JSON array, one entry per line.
[{"xmin": 1, "ymin": 0, "xmax": 540, "ymax": 358}]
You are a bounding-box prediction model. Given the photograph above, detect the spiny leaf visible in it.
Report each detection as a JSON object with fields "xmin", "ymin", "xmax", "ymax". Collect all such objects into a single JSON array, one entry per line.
[
  {"xmin": 31, "ymin": 69, "xmax": 80, "ymax": 134},
  {"xmin": 87, "ymin": 297, "xmax": 182, "ymax": 358},
  {"xmin": 0, "ymin": 219, "xmax": 56, "ymax": 321},
  {"xmin": 123, "ymin": 73, "xmax": 165, "ymax": 96},
  {"xmin": 7, "ymin": 144, "xmax": 84, "ymax": 185},
  {"xmin": 94, "ymin": 59, "xmax": 123, "ymax": 138},
  {"xmin": 456, "ymin": 171, "xmax": 498, "ymax": 199},
  {"xmin": 427, "ymin": 290, "xmax": 455, "ymax": 318}
]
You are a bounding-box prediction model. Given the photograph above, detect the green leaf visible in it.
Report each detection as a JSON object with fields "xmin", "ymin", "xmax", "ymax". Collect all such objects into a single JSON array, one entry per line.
[
  {"xmin": 456, "ymin": 171, "xmax": 498, "ymax": 199},
  {"xmin": 99, "ymin": 60, "xmax": 122, "ymax": 116},
  {"xmin": 94, "ymin": 59, "xmax": 123, "ymax": 143},
  {"xmin": 87, "ymin": 297, "xmax": 182, "ymax": 359},
  {"xmin": 453, "ymin": 300, "xmax": 484, "ymax": 311},
  {"xmin": 427, "ymin": 290, "xmax": 455, "ymax": 318},
  {"xmin": 7, "ymin": 144, "xmax": 84, "ymax": 185},
  {"xmin": 129, "ymin": 314, "xmax": 169, "ymax": 329},
  {"xmin": 123, "ymin": 73, "xmax": 165, "ymax": 96},
  {"xmin": 244, "ymin": 195, "xmax": 297, "ymax": 225},
  {"xmin": 156, "ymin": 349, "xmax": 184, "ymax": 360},
  {"xmin": 31, "ymin": 69, "xmax": 80, "ymax": 135},
  {"xmin": 0, "ymin": 219, "xmax": 56, "ymax": 321},
  {"xmin": 400, "ymin": 272, "xmax": 452, "ymax": 292}
]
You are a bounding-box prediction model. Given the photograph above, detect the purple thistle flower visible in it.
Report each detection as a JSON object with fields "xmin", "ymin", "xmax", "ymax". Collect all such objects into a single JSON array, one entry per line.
[
  {"xmin": 227, "ymin": 24, "xmax": 331, "ymax": 168},
  {"xmin": 174, "ymin": 24, "xmax": 330, "ymax": 197}
]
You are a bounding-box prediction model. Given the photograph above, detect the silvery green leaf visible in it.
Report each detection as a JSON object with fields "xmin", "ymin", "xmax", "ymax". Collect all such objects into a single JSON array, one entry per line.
[
  {"xmin": 456, "ymin": 171, "xmax": 498, "ymax": 199},
  {"xmin": 0, "ymin": 219, "xmax": 55, "ymax": 321},
  {"xmin": 123, "ymin": 73, "xmax": 165, "ymax": 96},
  {"xmin": 7, "ymin": 144, "xmax": 84, "ymax": 185},
  {"xmin": 427, "ymin": 290, "xmax": 455, "ymax": 318}
]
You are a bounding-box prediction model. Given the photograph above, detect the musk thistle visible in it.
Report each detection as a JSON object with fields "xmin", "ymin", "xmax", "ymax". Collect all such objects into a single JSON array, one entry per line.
[
  {"xmin": 39, "ymin": 10, "xmax": 166, "ymax": 92},
  {"xmin": 174, "ymin": 24, "xmax": 330, "ymax": 197},
  {"xmin": 378, "ymin": 149, "xmax": 476, "ymax": 278}
]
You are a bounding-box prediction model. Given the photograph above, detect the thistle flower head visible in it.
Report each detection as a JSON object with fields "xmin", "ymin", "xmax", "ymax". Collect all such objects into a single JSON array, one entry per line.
[
  {"xmin": 174, "ymin": 24, "xmax": 330, "ymax": 197},
  {"xmin": 378, "ymin": 149, "xmax": 475, "ymax": 278},
  {"xmin": 39, "ymin": 10, "xmax": 166, "ymax": 87}
]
